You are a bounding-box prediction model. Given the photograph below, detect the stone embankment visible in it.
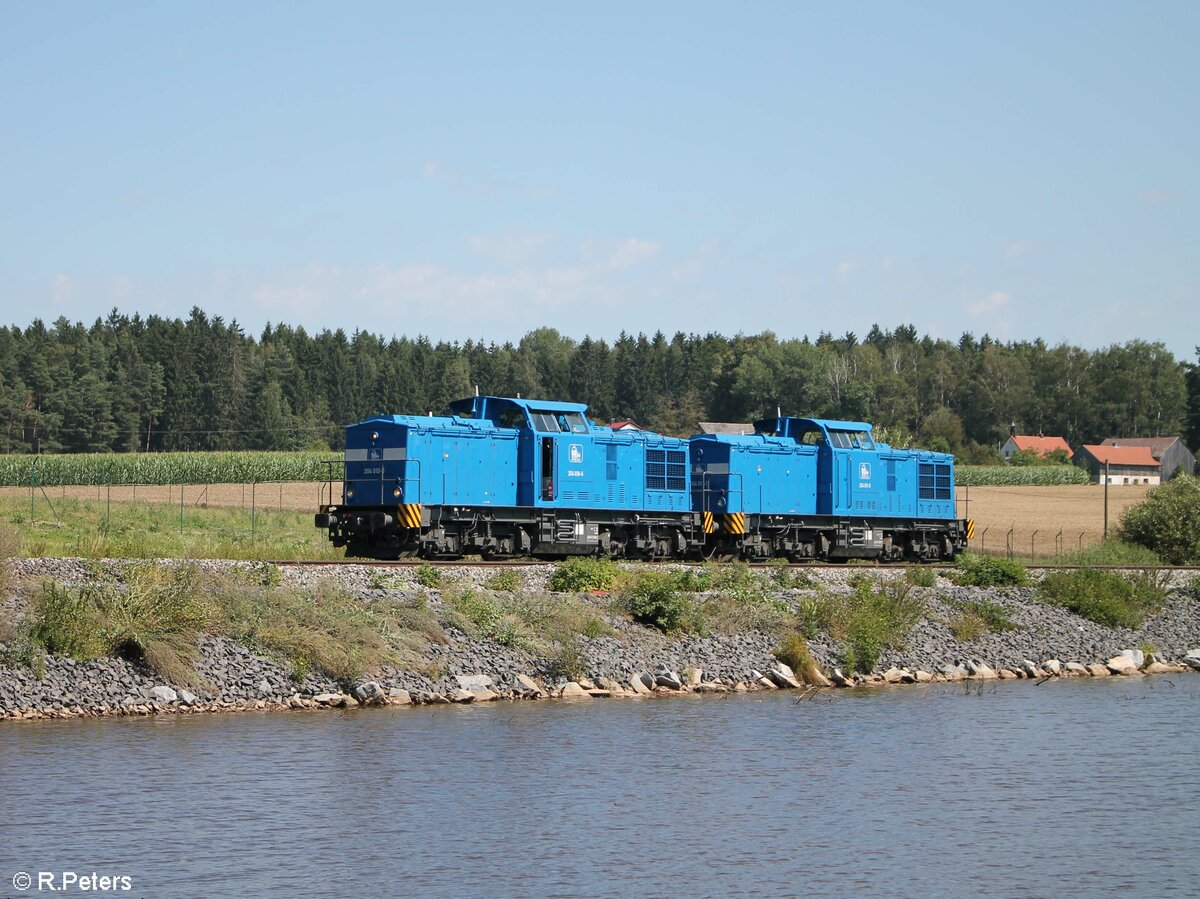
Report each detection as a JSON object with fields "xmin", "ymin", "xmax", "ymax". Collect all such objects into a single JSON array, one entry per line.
[{"xmin": 1, "ymin": 559, "xmax": 1198, "ymax": 722}]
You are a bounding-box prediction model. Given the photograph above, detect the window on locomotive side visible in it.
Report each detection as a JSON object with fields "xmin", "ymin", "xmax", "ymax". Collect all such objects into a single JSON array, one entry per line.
[
  {"xmin": 530, "ymin": 411, "xmax": 561, "ymax": 432},
  {"xmin": 796, "ymin": 428, "xmax": 826, "ymax": 446}
]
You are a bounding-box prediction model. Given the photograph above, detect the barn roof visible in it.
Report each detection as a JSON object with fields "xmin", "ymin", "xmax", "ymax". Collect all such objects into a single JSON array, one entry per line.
[
  {"xmin": 1080, "ymin": 444, "xmax": 1161, "ymax": 467},
  {"xmin": 1009, "ymin": 435, "xmax": 1073, "ymax": 458},
  {"xmin": 1100, "ymin": 436, "xmax": 1181, "ymax": 458}
]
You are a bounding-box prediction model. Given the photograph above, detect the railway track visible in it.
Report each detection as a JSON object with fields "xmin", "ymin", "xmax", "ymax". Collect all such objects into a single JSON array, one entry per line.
[{"xmin": 268, "ymin": 558, "xmax": 1200, "ymax": 572}]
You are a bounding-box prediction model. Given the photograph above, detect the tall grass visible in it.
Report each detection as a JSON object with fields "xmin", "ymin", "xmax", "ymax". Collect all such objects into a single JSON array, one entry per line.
[{"xmin": 797, "ymin": 576, "xmax": 926, "ymax": 674}]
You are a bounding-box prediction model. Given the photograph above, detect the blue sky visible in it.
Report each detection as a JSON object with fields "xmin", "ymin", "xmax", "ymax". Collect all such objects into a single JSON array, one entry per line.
[{"xmin": 1, "ymin": 2, "xmax": 1196, "ymax": 357}]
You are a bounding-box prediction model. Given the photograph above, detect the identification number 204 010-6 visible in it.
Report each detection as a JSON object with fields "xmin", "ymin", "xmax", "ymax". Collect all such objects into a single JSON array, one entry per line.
[{"xmin": 566, "ymin": 470, "xmax": 585, "ymax": 478}]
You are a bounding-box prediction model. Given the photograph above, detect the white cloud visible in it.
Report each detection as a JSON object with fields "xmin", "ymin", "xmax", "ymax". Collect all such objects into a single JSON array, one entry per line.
[
  {"xmin": 608, "ymin": 238, "xmax": 659, "ymax": 270},
  {"xmin": 467, "ymin": 232, "xmax": 553, "ymax": 266},
  {"xmin": 836, "ymin": 261, "xmax": 853, "ymax": 283},
  {"xmin": 1004, "ymin": 240, "xmax": 1034, "ymax": 258},
  {"xmin": 1139, "ymin": 189, "xmax": 1176, "ymax": 204},
  {"xmin": 967, "ymin": 290, "xmax": 1011, "ymax": 316}
]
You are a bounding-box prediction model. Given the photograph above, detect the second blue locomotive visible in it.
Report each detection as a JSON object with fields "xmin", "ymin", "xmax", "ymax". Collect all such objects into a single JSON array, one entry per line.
[{"xmin": 315, "ymin": 394, "xmax": 967, "ymax": 561}]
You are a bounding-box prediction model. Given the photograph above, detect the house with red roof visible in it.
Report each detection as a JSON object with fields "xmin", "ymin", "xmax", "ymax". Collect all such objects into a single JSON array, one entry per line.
[
  {"xmin": 1074, "ymin": 444, "xmax": 1162, "ymax": 485},
  {"xmin": 1100, "ymin": 436, "xmax": 1195, "ymax": 480},
  {"xmin": 608, "ymin": 420, "xmax": 644, "ymax": 432},
  {"xmin": 1000, "ymin": 433, "xmax": 1073, "ymax": 461}
]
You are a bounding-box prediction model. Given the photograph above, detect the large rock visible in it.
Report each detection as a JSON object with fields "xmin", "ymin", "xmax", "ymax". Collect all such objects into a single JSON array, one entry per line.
[
  {"xmin": 768, "ymin": 663, "xmax": 802, "ymax": 689},
  {"xmin": 634, "ymin": 672, "xmax": 656, "ymax": 691},
  {"xmin": 1087, "ymin": 664, "xmax": 1110, "ymax": 678},
  {"xmin": 515, "ymin": 674, "xmax": 545, "ymax": 697},
  {"xmin": 655, "ymin": 671, "xmax": 683, "ymax": 690},
  {"xmin": 1020, "ymin": 660, "xmax": 1040, "ymax": 678},
  {"xmin": 914, "ymin": 670, "xmax": 933, "ymax": 684},
  {"xmin": 353, "ymin": 681, "xmax": 386, "ymax": 706},
  {"xmin": 455, "ymin": 674, "xmax": 495, "ymax": 691},
  {"xmin": 387, "ymin": 688, "xmax": 412, "ymax": 705},
  {"xmin": 1063, "ymin": 662, "xmax": 1089, "ymax": 676},
  {"xmin": 470, "ymin": 689, "xmax": 499, "ymax": 702},
  {"xmin": 312, "ymin": 692, "xmax": 344, "ymax": 706},
  {"xmin": 1106, "ymin": 655, "xmax": 1139, "ymax": 675},
  {"xmin": 681, "ymin": 667, "xmax": 703, "ymax": 687},
  {"xmin": 559, "ymin": 682, "xmax": 591, "ymax": 701},
  {"xmin": 882, "ymin": 667, "xmax": 908, "ymax": 684},
  {"xmin": 940, "ymin": 664, "xmax": 967, "ymax": 681},
  {"xmin": 1144, "ymin": 661, "xmax": 1176, "ymax": 675},
  {"xmin": 627, "ymin": 676, "xmax": 651, "ymax": 696},
  {"xmin": 807, "ymin": 667, "xmax": 833, "ymax": 687},
  {"xmin": 149, "ymin": 686, "xmax": 177, "ymax": 704},
  {"xmin": 447, "ymin": 688, "xmax": 476, "ymax": 703},
  {"xmin": 1119, "ymin": 649, "xmax": 1145, "ymax": 669},
  {"xmin": 178, "ymin": 689, "xmax": 198, "ymax": 706},
  {"xmin": 1042, "ymin": 659, "xmax": 1063, "ymax": 676},
  {"xmin": 1185, "ymin": 656, "xmax": 1200, "ymax": 672}
]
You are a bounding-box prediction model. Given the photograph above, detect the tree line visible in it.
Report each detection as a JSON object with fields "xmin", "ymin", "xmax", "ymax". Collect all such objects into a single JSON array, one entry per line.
[{"xmin": 1, "ymin": 309, "xmax": 1196, "ymax": 460}]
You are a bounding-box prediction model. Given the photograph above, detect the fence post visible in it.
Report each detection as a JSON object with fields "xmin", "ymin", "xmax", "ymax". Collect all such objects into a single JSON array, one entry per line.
[
  {"xmin": 981, "ymin": 527, "xmax": 989, "ymax": 555},
  {"xmin": 180, "ymin": 482, "xmax": 185, "ymax": 534},
  {"xmin": 1078, "ymin": 531, "xmax": 1085, "ymax": 551},
  {"xmin": 251, "ymin": 480, "xmax": 257, "ymax": 540},
  {"xmin": 1055, "ymin": 529, "xmax": 1063, "ymax": 556},
  {"xmin": 1031, "ymin": 530, "xmax": 1038, "ymax": 561},
  {"xmin": 30, "ymin": 462, "xmax": 35, "ymax": 522},
  {"xmin": 1006, "ymin": 524, "xmax": 1014, "ymax": 559}
]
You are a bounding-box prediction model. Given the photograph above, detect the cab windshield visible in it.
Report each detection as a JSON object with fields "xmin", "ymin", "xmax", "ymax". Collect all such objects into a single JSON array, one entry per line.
[
  {"xmin": 529, "ymin": 410, "xmax": 589, "ymax": 433},
  {"xmin": 829, "ymin": 429, "xmax": 874, "ymax": 449}
]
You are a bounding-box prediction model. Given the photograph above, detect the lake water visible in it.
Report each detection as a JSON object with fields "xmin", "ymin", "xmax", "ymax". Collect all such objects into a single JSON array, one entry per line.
[{"xmin": 2, "ymin": 677, "xmax": 1198, "ymax": 898}]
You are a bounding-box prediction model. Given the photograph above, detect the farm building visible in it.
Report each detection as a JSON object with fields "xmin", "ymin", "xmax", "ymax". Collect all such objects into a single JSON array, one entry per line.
[
  {"xmin": 698, "ymin": 422, "xmax": 756, "ymax": 436},
  {"xmin": 1000, "ymin": 434, "xmax": 1073, "ymax": 460},
  {"xmin": 607, "ymin": 420, "xmax": 644, "ymax": 431},
  {"xmin": 1100, "ymin": 436, "xmax": 1196, "ymax": 480},
  {"xmin": 1074, "ymin": 444, "xmax": 1161, "ymax": 485}
]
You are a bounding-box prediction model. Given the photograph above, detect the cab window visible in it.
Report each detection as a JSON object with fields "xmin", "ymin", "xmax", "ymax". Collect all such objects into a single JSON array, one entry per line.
[
  {"xmin": 530, "ymin": 410, "xmax": 561, "ymax": 432},
  {"xmin": 796, "ymin": 427, "xmax": 826, "ymax": 446}
]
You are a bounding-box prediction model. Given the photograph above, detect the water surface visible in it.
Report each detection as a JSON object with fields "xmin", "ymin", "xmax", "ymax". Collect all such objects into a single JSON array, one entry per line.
[{"xmin": 3, "ymin": 677, "xmax": 1198, "ymax": 897}]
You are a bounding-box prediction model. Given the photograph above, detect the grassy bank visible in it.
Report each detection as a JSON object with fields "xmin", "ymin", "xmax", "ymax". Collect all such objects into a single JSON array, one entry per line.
[{"xmin": 0, "ymin": 498, "xmax": 340, "ymax": 561}]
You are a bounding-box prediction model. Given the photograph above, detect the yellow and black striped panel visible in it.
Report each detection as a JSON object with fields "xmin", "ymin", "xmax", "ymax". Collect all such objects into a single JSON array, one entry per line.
[
  {"xmin": 966, "ymin": 518, "xmax": 975, "ymax": 541},
  {"xmin": 722, "ymin": 512, "xmax": 746, "ymax": 535},
  {"xmin": 702, "ymin": 511, "xmax": 715, "ymax": 534},
  {"xmin": 398, "ymin": 504, "xmax": 423, "ymax": 528}
]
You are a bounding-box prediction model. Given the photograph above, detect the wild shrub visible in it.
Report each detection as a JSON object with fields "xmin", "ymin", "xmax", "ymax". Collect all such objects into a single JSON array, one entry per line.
[
  {"xmin": 484, "ymin": 570, "xmax": 522, "ymax": 592},
  {"xmin": 946, "ymin": 598, "xmax": 1017, "ymax": 638},
  {"xmin": 1054, "ymin": 539, "xmax": 1161, "ymax": 567},
  {"xmin": 905, "ymin": 565, "xmax": 937, "ymax": 587},
  {"xmin": 818, "ymin": 577, "xmax": 926, "ymax": 674},
  {"xmin": 950, "ymin": 554, "xmax": 1028, "ymax": 588},
  {"xmin": 620, "ymin": 571, "xmax": 701, "ymax": 634},
  {"xmin": 548, "ymin": 557, "xmax": 620, "ymax": 593},
  {"xmin": 544, "ymin": 641, "xmax": 587, "ymax": 682},
  {"xmin": 1037, "ymin": 568, "xmax": 1165, "ymax": 629},
  {"xmin": 0, "ymin": 526, "xmax": 21, "ymax": 594},
  {"xmin": 27, "ymin": 565, "xmax": 214, "ymax": 686},
  {"xmin": 773, "ymin": 633, "xmax": 825, "ymax": 684},
  {"xmin": 1118, "ymin": 476, "xmax": 1200, "ymax": 564},
  {"xmin": 414, "ymin": 563, "xmax": 442, "ymax": 589}
]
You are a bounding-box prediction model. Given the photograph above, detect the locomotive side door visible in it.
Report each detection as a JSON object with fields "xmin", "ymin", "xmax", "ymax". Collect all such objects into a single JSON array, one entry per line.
[{"xmin": 540, "ymin": 436, "xmax": 557, "ymax": 502}]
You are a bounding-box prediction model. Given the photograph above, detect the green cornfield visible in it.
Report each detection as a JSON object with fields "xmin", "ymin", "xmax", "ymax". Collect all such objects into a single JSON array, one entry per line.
[
  {"xmin": 956, "ymin": 465, "xmax": 1090, "ymax": 487},
  {"xmin": 0, "ymin": 451, "xmax": 335, "ymax": 487}
]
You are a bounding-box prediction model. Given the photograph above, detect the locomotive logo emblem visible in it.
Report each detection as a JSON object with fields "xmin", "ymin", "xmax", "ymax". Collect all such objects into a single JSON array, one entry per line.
[
  {"xmin": 368, "ymin": 448, "xmax": 383, "ymax": 461},
  {"xmin": 859, "ymin": 462, "xmax": 871, "ymax": 480},
  {"xmin": 569, "ymin": 444, "xmax": 583, "ymax": 464}
]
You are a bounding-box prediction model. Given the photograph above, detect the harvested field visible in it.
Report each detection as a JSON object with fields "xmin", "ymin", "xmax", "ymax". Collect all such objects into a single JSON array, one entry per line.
[
  {"xmin": 957, "ymin": 484, "xmax": 1153, "ymax": 558},
  {"xmin": 1, "ymin": 481, "xmax": 332, "ymax": 512}
]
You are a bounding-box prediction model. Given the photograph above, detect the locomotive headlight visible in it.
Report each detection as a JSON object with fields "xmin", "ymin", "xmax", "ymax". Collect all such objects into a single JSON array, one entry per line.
[
  {"xmin": 392, "ymin": 487, "xmax": 402, "ymax": 498},
  {"xmin": 346, "ymin": 486, "xmax": 355, "ymax": 499},
  {"xmin": 371, "ymin": 431, "xmax": 379, "ymax": 441}
]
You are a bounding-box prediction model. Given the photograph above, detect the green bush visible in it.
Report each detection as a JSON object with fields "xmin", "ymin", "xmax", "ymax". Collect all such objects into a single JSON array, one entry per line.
[
  {"xmin": 810, "ymin": 577, "xmax": 926, "ymax": 674},
  {"xmin": 414, "ymin": 563, "xmax": 442, "ymax": 589},
  {"xmin": 905, "ymin": 565, "xmax": 936, "ymax": 587},
  {"xmin": 548, "ymin": 557, "xmax": 620, "ymax": 593},
  {"xmin": 1054, "ymin": 539, "xmax": 1162, "ymax": 567},
  {"xmin": 1037, "ymin": 568, "xmax": 1166, "ymax": 629},
  {"xmin": 1118, "ymin": 476, "xmax": 1200, "ymax": 565},
  {"xmin": 950, "ymin": 554, "xmax": 1028, "ymax": 588},
  {"xmin": 621, "ymin": 571, "xmax": 701, "ymax": 634},
  {"xmin": 946, "ymin": 598, "xmax": 1017, "ymax": 642},
  {"xmin": 484, "ymin": 570, "xmax": 522, "ymax": 592}
]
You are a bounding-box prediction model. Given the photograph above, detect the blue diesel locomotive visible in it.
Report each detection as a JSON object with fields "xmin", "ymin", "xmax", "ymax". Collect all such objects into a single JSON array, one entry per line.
[{"xmin": 314, "ymin": 394, "xmax": 968, "ymax": 561}]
